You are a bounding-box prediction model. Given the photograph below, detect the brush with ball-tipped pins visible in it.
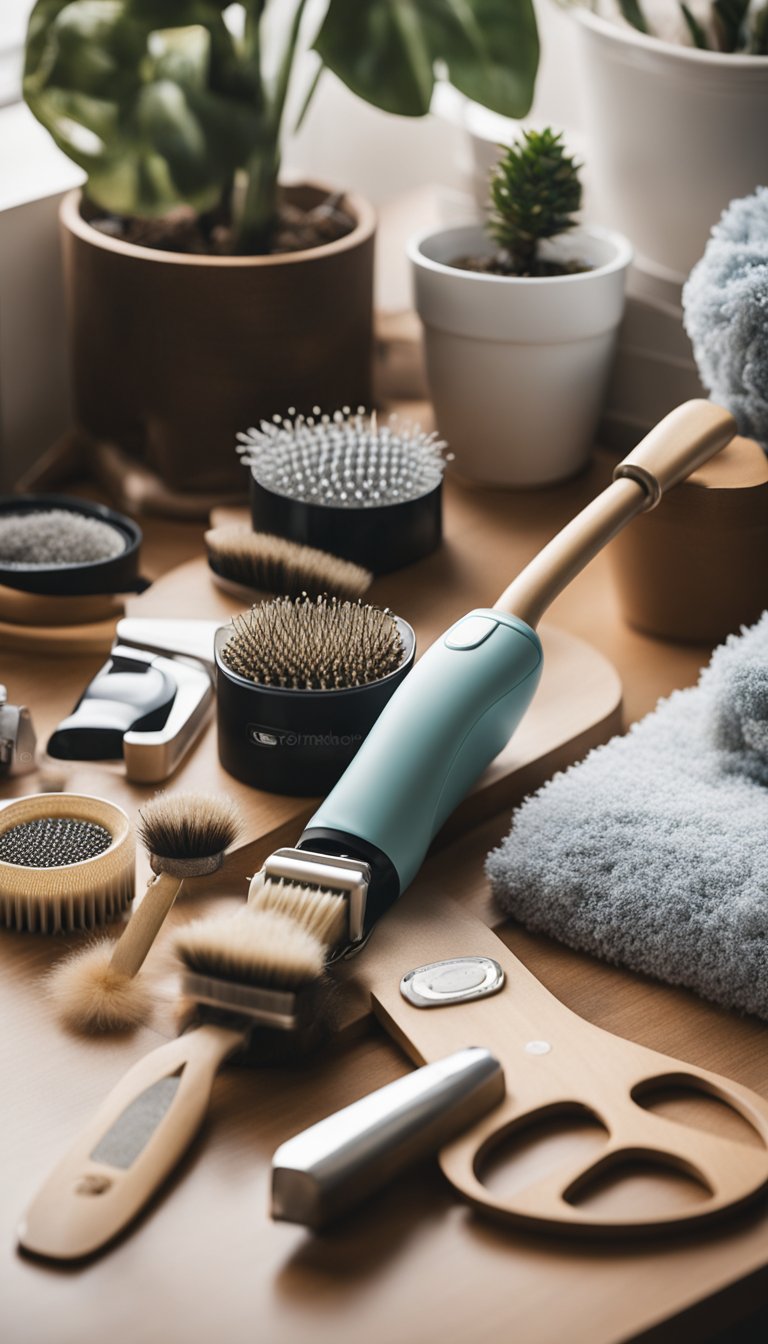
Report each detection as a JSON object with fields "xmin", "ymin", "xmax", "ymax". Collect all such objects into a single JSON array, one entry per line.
[{"xmin": 49, "ymin": 792, "xmax": 242, "ymax": 1033}]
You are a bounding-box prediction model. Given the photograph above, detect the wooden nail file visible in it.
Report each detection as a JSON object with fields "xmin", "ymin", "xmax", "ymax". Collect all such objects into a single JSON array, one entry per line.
[{"xmin": 340, "ymin": 890, "xmax": 768, "ymax": 1236}]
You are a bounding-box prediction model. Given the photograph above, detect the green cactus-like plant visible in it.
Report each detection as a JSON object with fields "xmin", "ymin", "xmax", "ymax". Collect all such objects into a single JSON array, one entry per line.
[
  {"xmin": 487, "ymin": 127, "xmax": 583, "ymax": 276},
  {"xmin": 24, "ymin": 0, "xmax": 541, "ymax": 254}
]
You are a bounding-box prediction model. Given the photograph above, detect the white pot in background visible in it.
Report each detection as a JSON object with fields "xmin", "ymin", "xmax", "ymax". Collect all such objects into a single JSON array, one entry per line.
[
  {"xmin": 573, "ymin": 11, "xmax": 768, "ymax": 288},
  {"xmin": 408, "ymin": 223, "xmax": 632, "ymax": 487}
]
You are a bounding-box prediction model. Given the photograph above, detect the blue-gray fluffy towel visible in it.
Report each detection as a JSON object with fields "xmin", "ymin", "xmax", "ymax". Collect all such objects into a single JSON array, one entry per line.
[
  {"xmin": 486, "ymin": 612, "xmax": 768, "ymax": 1019},
  {"xmin": 683, "ymin": 187, "xmax": 768, "ymax": 450}
]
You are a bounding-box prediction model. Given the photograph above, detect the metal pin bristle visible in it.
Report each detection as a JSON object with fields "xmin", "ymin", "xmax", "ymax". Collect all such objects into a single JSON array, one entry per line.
[
  {"xmin": 220, "ymin": 595, "xmax": 404, "ymax": 690},
  {"xmin": 236, "ymin": 408, "xmax": 449, "ymax": 508},
  {"xmin": 0, "ymin": 817, "xmax": 112, "ymax": 868}
]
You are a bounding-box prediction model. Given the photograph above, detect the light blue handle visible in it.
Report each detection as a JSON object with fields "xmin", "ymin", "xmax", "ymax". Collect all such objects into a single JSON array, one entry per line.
[{"xmin": 305, "ymin": 610, "xmax": 542, "ymax": 896}]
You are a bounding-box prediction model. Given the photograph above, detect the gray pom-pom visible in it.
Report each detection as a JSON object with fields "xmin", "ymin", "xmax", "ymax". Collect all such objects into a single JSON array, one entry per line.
[{"xmin": 682, "ymin": 187, "xmax": 768, "ymax": 449}]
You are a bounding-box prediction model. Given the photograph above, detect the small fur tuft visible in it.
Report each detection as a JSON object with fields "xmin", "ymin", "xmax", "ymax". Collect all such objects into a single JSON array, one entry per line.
[
  {"xmin": 137, "ymin": 792, "xmax": 241, "ymax": 861},
  {"xmin": 48, "ymin": 939, "xmax": 154, "ymax": 1033},
  {"xmin": 176, "ymin": 907, "xmax": 325, "ymax": 989},
  {"xmin": 205, "ymin": 525, "xmax": 371, "ymax": 600}
]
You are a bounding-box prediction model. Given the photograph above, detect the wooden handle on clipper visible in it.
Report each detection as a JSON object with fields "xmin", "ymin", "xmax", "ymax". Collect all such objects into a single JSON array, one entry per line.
[
  {"xmin": 18, "ymin": 1024, "xmax": 244, "ymax": 1260},
  {"xmin": 110, "ymin": 871, "xmax": 181, "ymax": 978},
  {"xmin": 496, "ymin": 400, "xmax": 737, "ymax": 626},
  {"xmin": 614, "ymin": 399, "xmax": 737, "ymax": 505}
]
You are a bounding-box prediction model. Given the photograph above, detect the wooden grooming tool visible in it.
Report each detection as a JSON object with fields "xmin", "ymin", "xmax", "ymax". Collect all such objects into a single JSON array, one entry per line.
[
  {"xmin": 48, "ymin": 793, "xmax": 241, "ymax": 1032},
  {"xmin": 205, "ymin": 525, "xmax": 372, "ymax": 601},
  {"xmin": 347, "ymin": 891, "xmax": 768, "ymax": 1235},
  {"xmin": 0, "ymin": 793, "xmax": 134, "ymax": 933}
]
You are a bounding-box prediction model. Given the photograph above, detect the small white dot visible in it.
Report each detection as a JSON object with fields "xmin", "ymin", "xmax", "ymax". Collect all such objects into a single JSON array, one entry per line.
[{"xmin": 525, "ymin": 1040, "xmax": 552, "ymax": 1056}]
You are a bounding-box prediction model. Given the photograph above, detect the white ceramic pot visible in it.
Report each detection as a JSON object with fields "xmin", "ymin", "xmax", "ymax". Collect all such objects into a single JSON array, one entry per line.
[
  {"xmin": 573, "ymin": 10, "xmax": 768, "ymax": 287},
  {"xmin": 408, "ymin": 223, "xmax": 632, "ymax": 487}
]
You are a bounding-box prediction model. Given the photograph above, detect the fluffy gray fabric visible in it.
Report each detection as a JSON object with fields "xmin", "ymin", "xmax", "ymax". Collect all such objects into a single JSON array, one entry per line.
[
  {"xmin": 682, "ymin": 187, "xmax": 768, "ymax": 449},
  {"xmin": 487, "ymin": 612, "xmax": 768, "ymax": 1019}
]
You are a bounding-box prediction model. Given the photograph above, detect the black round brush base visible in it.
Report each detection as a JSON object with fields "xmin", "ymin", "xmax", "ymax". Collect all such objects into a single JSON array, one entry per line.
[
  {"xmin": 214, "ymin": 618, "xmax": 416, "ymax": 796},
  {"xmin": 249, "ymin": 478, "xmax": 442, "ymax": 575},
  {"xmin": 0, "ymin": 494, "xmax": 144, "ymax": 596}
]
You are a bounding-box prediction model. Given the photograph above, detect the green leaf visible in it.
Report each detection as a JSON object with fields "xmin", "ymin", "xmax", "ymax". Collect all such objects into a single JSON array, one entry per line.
[
  {"xmin": 714, "ymin": 0, "xmax": 750, "ymax": 50},
  {"xmin": 679, "ymin": 3, "xmax": 710, "ymax": 47},
  {"xmin": 617, "ymin": 0, "xmax": 649, "ymax": 34},
  {"xmin": 748, "ymin": 2, "xmax": 768, "ymax": 53},
  {"xmin": 314, "ymin": 0, "xmax": 539, "ymax": 121},
  {"xmin": 23, "ymin": 0, "xmax": 259, "ymax": 217}
]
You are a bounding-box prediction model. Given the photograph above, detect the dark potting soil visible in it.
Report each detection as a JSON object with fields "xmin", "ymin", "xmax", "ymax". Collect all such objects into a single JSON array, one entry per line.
[
  {"xmin": 450, "ymin": 253, "xmax": 591, "ymax": 278},
  {"xmin": 84, "ymin": 194, "xmax": 356, "ymax": 257}
]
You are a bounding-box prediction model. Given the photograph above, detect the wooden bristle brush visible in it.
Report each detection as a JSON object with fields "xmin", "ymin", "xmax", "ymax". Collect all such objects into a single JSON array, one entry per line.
[
  {"xmin": 48, "ymin": 792, "xmax": 241, "ymax": 1032},
  {"xmin": 0, "ymin": 793, "xmax": 134, "ymax": 933},
  {"xmin": 19, "ymin": 891, "xmax": 347, "ymax": 1261},
  {"xmin": 205, "ymin": 526, "xmax": 372, "ymax": 601}
]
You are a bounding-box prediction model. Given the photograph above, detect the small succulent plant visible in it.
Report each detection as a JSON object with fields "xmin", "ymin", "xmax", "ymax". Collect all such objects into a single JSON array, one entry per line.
[{"xmin": 487, "ymin": 128, "xmax": 583, "ymax": 276}]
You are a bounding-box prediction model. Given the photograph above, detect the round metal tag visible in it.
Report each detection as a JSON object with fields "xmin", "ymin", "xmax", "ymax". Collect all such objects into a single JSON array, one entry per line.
[{"xmin": 400, "ymin": 956, "xmax": 505, "ymax": 1008}]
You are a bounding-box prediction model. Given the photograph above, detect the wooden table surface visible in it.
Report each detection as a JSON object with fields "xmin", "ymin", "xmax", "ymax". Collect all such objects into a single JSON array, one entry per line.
[{"xmin": 2, "ymin": 453, "xmax": 767, "ymax": 1344}]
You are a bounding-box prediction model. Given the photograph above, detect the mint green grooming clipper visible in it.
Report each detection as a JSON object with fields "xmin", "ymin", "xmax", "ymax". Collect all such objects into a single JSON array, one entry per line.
[{"xmin": 277, "ymin": 401, "xmax": 736, "ymax": 947}]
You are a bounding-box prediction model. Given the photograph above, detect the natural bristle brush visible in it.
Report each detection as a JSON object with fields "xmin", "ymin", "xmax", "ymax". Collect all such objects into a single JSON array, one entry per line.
[
  {"xmin": 239, "ymin": 407, "xmax": 449, "ymax": 573},
  {"xmin": 0, "ymin": 794, "xmax": 133, "ymax": 933},
  {"xmin": 215, "ymin": 596, "xmax": 415, "ymax": 793},
  {"xmin": 26, "ymin": 401, "xmax": 768, "ymax": 1260},
  {"xmin": 204, "ymin": 526, "xmax": 372, "ymax": 602},
  {"xmin": 48, "ymin": 793, "xmax": 241, "ymax": 1032}
]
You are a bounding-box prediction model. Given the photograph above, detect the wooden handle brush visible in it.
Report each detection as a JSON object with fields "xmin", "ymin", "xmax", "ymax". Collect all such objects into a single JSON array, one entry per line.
[
  {"xmin": 204, "ymin": 526, "xmax": 372, "ymax": 602},
  {"xmin": 48, "ymin": 793, "xmax": 241, "ymax": 1032},
  {"xmin": 21, "ymin": 402, "xmax": 746, "ymax": 1257}
]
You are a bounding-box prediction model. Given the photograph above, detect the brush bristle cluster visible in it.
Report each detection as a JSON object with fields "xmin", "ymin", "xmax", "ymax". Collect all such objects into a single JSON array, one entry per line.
[
  {"xmin": 204, "ymin": 525, "xmax": 371, "ymax": 600},
  {"xmin": 177, "ymin": 907, "xmax": 324, "ymax": 990},
  {"xmin": 0, "ymin": 509, "xmax": 125, "ymax": 567},
  {"xmin": 48, "ymin": 939, "xmax": 154, "ymax": 1033},
  {"xmin": 237, "ymin": 407, "xmax": 448, "ymax": 508},
  {"xmin": 220, "ymin": 595, "xmax": 404, "ymax": 690},
  {"xmin": 137, "ymin": 792, "xmax": 241, "ymax": 860},
  {"xmin": 176, "ymin": 878, "xmax": 347, "ymax": 1000}
]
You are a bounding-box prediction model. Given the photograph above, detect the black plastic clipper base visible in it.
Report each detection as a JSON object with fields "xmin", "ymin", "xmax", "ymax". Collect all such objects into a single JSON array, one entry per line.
[
  {"xmin": 215, "ymin": 618, "xmax": 416, "ymax": 796},
  {"xmin": 249, "ymin": 478, "xmax": 442, "ymax": 575}
]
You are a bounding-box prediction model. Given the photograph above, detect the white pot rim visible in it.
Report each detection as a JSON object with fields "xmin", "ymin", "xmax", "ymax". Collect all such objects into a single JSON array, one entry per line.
[
  {"xmin": 573, "ymin": 7, "xmax": 768, "ymax": 67},
  {"xmin": 407, "ymin": 222, "xmax": 634, "ymax": 286}
]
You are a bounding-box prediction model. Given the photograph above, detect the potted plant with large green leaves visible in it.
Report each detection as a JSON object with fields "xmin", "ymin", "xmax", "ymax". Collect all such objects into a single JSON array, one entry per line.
[{"xmin": 24, "ymin": 0, "xmax": 541, "ymax": 499}]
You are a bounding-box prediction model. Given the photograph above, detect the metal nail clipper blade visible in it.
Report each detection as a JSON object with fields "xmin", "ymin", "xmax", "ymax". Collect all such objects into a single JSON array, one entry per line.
[{"xmin": 271, "ymin": 1047, "xmax": 504, "ymax": 1229}]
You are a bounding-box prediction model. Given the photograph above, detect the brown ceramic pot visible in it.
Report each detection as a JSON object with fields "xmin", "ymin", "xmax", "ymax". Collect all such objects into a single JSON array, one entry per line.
[
  {"xmin": 60, "ymin": 185, "xmax": 376, "ymax": 495},
  {"xmin": 610, "ymin": 435, "xmax": 768, "ymax": 644}
]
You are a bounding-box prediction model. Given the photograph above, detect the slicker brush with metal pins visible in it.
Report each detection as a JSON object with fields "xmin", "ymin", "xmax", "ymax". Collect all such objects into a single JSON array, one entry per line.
[
  {"xmin": 0, "ymin": 794, "xmax": 134, "ymax": 933},
  {"xmin": 238, "ymin": 407, "xmax": 449, "ymax": 573}
]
